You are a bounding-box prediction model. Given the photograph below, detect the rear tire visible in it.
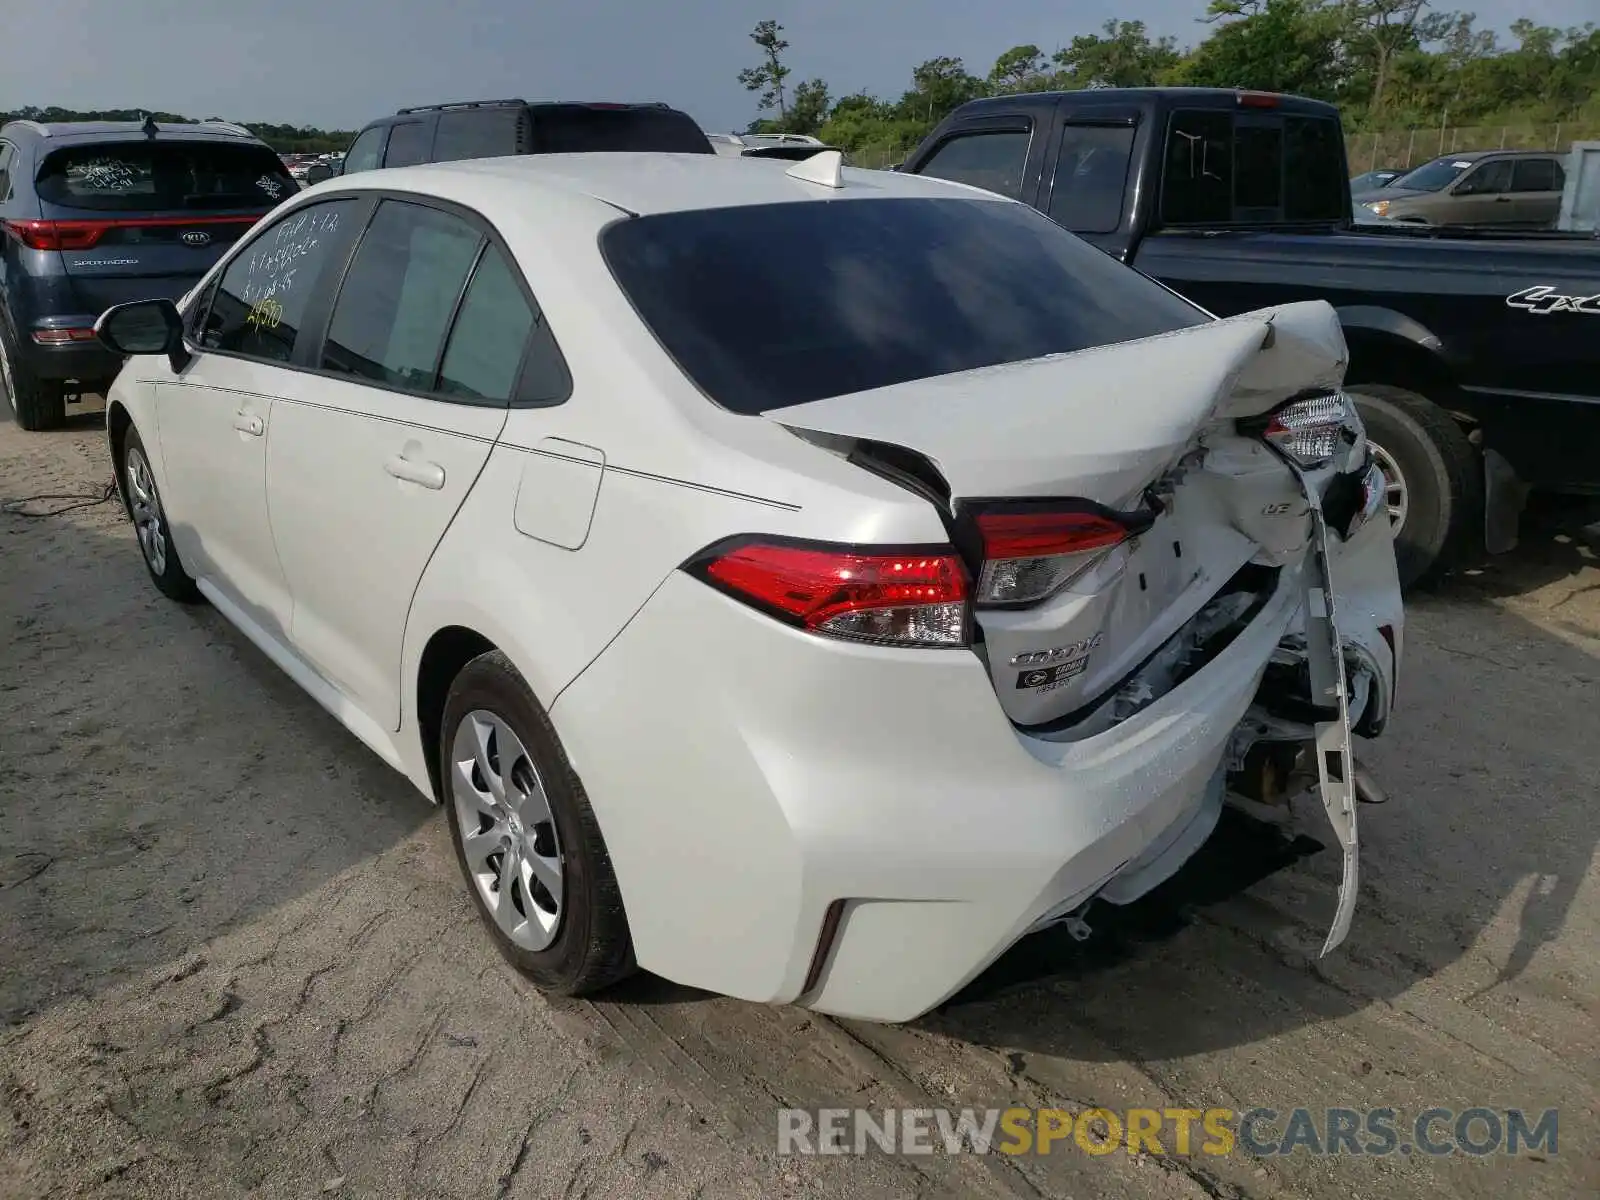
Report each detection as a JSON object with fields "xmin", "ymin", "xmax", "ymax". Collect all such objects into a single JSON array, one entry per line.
[
  {"xmin": 1349, "ymin": 384, "xmax": 1482, "ymax": 589},
  {"xmin": 122, "ymin": 425, "xmax": 201, "ymax": 602},
  {"xmin": 0, "ymin": 317, "xmax": 66, "ymax": 432},
  {"xmin": 440, "ymin": 650, "xmax": 635, "ymax": 996}
]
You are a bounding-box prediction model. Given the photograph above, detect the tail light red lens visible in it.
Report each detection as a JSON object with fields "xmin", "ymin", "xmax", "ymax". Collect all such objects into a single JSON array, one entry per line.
[
  {"xmin": 3, "ymin": 215, "xmax": 260, "ymax": 252},
  {"xmin": 688, "ymin": 538, "xmax": 970, "ymax": 648},
  {"xmin": 973, "ymin": 507, "xmax": 1138, "ymax": 606}
]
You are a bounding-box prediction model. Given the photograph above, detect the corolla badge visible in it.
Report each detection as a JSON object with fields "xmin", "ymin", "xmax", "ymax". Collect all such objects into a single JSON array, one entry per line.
[
  {"xmin": 1506, "ymin": 285, "xmax": 1600, "ymax": 316},
  {"xmin": 180, "ymin": 230, "xmax": 212, "ymax": 247}
]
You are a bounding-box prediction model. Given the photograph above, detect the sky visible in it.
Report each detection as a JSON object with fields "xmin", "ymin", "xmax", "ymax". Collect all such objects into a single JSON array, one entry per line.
[{"xmin": 7, "ymin": 0, "xmax": 1594, "ymax": 135}]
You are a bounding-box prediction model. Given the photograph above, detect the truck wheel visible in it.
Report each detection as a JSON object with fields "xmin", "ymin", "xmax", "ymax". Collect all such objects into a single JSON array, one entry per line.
[
  {"xmin": 1348, "ymin": 385, "xmax": 1482, "ymax": 589},
  {"xmin": 0, "ymin": 318, "xmax": 66, "ymax": 431}
]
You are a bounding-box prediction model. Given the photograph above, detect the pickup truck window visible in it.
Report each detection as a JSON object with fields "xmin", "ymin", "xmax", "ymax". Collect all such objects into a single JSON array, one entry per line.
[
  {"xmin": 602, "ymin": 196, "xmax": 1208, "ymax": 414},
  {"xmin": 1046, "ymin": 125, "xmax": 1133, "ymax": 233},
  {"xmin": 1510, "ymin": 158, "xmax": 1563, "ymax": 193},
  {"xmin": 916, "ymin": 130, "xmax": 1030, "ymax": 200},
  {"xmin": 1162, "ymin": 110, "xmax": 1343, "ymax": 224}
]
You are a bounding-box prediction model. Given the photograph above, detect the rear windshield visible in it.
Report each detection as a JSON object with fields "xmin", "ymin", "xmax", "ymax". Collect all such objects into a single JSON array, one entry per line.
[
  {"xmin": 536, "ymin": 107, "xmax": 713, "ymax": 154},
  {"xmin": 36, "ymin": 141, "xmax": 294, "ymax": 211},
  {"xmin": 1390, "ymin": 157, "xmax": 1475, "ymax": 192},
  {"xmin": 602, "ymin": 197, "xmax": 1209, "ymax": 414}
]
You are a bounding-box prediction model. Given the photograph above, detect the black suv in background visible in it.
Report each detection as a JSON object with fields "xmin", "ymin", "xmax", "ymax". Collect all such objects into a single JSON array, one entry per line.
[
  {"xmin": 0, "ymin": 117, "xmax": 294, "ymax": 429},
  {"xmin": 340, "ymin": 99, "xmax": 714, "ymax": 174}
]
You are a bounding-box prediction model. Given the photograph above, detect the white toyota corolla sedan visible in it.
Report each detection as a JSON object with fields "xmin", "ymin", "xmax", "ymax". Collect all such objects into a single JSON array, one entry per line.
[{"xmin": 95, "ymin": 150, "xmax": 1402, "ymax": 1023}]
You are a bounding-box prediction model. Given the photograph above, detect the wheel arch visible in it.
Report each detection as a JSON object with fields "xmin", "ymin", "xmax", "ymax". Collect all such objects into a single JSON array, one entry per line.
[
  {"xmin": 1335, "ymin": 308, "xmax": 1473, "ymax": 428},
  {"xmin": 415, "ymin": 624, "xmax": 500, "ymax": 804},
  {"xmin": 106, "ymin": 400, "xmax": 135, "ymax": 518}
]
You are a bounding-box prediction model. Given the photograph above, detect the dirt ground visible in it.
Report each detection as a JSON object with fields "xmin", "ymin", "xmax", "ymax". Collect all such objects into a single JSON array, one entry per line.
[{"xmin": 2, "ymin": 406, "xmax": 1598, "ymax": 1200}]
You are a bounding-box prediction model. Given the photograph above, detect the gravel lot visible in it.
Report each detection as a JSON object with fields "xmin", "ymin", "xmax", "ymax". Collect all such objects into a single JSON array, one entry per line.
[{"xmin": 2, "ymin": 405, "xmax": 1597, "ymax": 1199}]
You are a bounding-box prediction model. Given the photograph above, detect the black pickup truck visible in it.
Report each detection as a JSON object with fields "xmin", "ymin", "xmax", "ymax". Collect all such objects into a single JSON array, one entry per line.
[{"xmin": 899, "ymin": 88, "xmax": 1600, "ymax": 587}]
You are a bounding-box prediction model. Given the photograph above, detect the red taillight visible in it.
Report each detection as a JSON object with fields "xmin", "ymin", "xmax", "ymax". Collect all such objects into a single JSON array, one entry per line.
[
  {"xmin": 31, "ymin": 328, "xmax": 98, "ymax": 345},
  {"xmin": 973, "ymin": 505, "xmax": 1140, "ymax": 607},
  {"xmin": 4, "ymin": 219, "xmax": 103, "ymax": 250},
  {"xmin": 3, "ymin": 214, "xmax": 261, "ymax": 252},
  {"xmin": 1237, "ymin": 91, "xmax": 1281, "ymax": 108},
  {"xmin": 689, "ymin": 538, "xmax": 969, "ymax": 647}
]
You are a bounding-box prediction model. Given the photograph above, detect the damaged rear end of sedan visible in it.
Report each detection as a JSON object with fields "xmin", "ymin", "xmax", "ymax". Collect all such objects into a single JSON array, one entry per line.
[{"xmin": 547, "ymin": 170, "xmax": 1405, "ymax": 1022}]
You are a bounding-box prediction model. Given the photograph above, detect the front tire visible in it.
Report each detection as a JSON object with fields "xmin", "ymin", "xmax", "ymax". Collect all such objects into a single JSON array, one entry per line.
[
  {"xmin": 122, "ymin": 426, "xmax": 201, "ymax": 602},
  {"xmin": 0, "ymin": 316, "xmax": 66, "ymax": 432},
  {"xmin": 440, "ymin": 650, "xmax": 634, "ymax": 995},
  {"xmin": 1349, "ymin": 384, "xmax": 1482, "ymax": 589}
]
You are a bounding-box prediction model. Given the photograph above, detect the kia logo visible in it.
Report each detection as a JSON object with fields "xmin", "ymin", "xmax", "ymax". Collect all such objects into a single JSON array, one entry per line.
[{"xmin": 180, "ymin": 230, "xmax": 212, "ymax": 247}]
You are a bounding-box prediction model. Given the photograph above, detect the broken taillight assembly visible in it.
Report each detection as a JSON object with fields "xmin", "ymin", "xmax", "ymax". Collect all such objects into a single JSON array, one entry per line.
[
  {"xmin": 686, "ymin": 536, "xmax": 970, "ymax": 648},
  {"xmin": 1259, "ymin": 392, "xmax": 1362, "ymax": 470},
  {"xmin": 969, "ymin": 502, "xmax": 1153, "ymax": 607}
]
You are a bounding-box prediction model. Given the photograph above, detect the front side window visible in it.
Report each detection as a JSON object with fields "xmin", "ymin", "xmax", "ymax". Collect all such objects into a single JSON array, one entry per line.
[
  {"xmin": 342, "ymin": 126, "xmax": 387, "ymax": 175},
  {"xmin": 603, "ymin": 197, "xmax": 1208, "ymax": 415},
  {"xmin": 1456, "ymin": 159, "xmax": 1512, "ymax": 195},
  {"xmin": 35, "ymin": 141, "xmax": 293, "ymax": 211},
  {"xmin": 321, "ymin": 200, "xmax": 484, "ymax": 393},
  {"xmin": 916, "ymin": 130, "xmax": 1031, "ymax": 200},
  {"xmin": 197, "ymin": 198, "xmax": 358, "ymax": 363},
  {"xmin": 1046, "ymin": 125, "xmax": 1133, "ymax": 234}
]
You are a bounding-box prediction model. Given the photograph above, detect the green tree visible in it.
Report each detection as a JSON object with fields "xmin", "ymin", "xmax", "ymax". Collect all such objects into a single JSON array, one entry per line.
[
  {"xmin": 896, "ymin": 57, "xmax": 987, "ymax": 125},
  {"xmin": 988, "ymin": 45, "xmax": 1049, "ymax": 93},
  {"xmin": 1176, "ymin": 0, "xmax": 1344, "ymax": 99},
  {"xmin": 1051, "ymin": 20, "xmax": 1182, "ymax": 88},
  {"xmin": 786, "ymin": 78, "xmax": 832, "ymax": 136},
  {"xmin": 737, "ymin": 19, "xmax": 792, "ymax": 121}
]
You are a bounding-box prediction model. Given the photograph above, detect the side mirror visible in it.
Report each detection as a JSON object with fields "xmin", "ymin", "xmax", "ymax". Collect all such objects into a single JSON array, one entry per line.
[{"xmin": 95, "ymin": 298, "xmax": 190, "ymax": 372}]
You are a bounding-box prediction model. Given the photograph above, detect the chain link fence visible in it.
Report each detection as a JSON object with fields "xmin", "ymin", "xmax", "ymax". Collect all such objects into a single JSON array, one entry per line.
[{"xmin": 1346, "ymin": 122, "xmax": 1600, "ymax": 172}]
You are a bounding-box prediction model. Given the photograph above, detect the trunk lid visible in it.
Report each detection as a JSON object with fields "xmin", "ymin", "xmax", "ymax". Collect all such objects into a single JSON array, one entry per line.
[{"xmin": 772, "ymin": 300, "xmax": 1348, "ymax": 726}]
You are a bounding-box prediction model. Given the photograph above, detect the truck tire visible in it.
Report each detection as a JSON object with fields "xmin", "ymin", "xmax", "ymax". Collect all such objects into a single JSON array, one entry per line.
[
  {"xmin": 0, "ymin": 317, "xmax": 66, "ymax": 431},
  {"xmin": 1348, "ymin": 385, "xmax": 1482, "ymax": 589}
]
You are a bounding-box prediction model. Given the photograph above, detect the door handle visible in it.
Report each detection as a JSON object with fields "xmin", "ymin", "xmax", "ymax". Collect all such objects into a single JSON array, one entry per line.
[
  {"xmin": 384, "ymin": 454, "xmax": 446, "ymax": 490},
  {"xmin": 232, "ymin": 410, "xmax": 264, "ymax": 436},
  {"xmin": 1493, "ymin": 195, "xmax": 1512, "ymax": 202}
]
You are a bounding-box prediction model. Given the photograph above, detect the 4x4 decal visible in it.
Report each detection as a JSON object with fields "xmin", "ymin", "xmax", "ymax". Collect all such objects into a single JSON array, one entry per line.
[{"xmin": 1506, "ymin": 285, "xmax": 1600, "ymax": 316}]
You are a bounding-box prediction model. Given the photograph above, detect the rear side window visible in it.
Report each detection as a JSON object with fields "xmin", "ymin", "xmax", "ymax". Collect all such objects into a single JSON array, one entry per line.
[
  {"xmin": 1162, "ymin": 111, "xmax": 1344, "ymax": 224},
  {"xmin": 433, "ymin": 108, "xmax": 526, "ymax": 162},
  {"xmin": 197, "ymin": 199, "xmax": 358, "ymax": 363},
  {"xmin": 534, "ymin": 106, "xmax": 712, "ymax": 154},
  {"xmin": 916, "ymin": 130, "xmax": 1031, "ymax": 200},
  {"xmin": 342, "ymin": 126, "xmax": 387, "ymax": 175},
  {"xmin": 1510, "ymin": 158, "xmax": 1563, "ymax": 193},
  {"xmin": 603, "ymin": 197, "xmax": 1208, "ymax": 414},
  {"xmin": 36, "ymin": 141, "xmax": 294, "ymax": 211},
  {"xmin": 1045, "ymin": 125, "xmax": 1133, "ymax": 233},
  {"xmin": 436, "ymin": 245, "xmax": 534, "ymax": 401},
  {"xmin": 0, "ymin": 141, "xmax": 14, "ymax": 200},
  {"xmin": 383, "ymin": 121, "xmax": 433, "ymax": 168},
  {"xmin": 322, "ymin": 200, "xmax": 485, "ymax": 393}
]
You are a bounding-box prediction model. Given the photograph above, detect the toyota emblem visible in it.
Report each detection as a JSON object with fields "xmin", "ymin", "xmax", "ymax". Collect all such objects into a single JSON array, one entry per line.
[{"xmin": 181, "ymin": 230, "xmax": 212, "ymax": 247}]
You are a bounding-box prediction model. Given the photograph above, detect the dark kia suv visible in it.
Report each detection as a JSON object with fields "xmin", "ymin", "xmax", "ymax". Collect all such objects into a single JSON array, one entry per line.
[{"xmin": 0, "ymin": 117, "xmax": 295, "ymax": 429}]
